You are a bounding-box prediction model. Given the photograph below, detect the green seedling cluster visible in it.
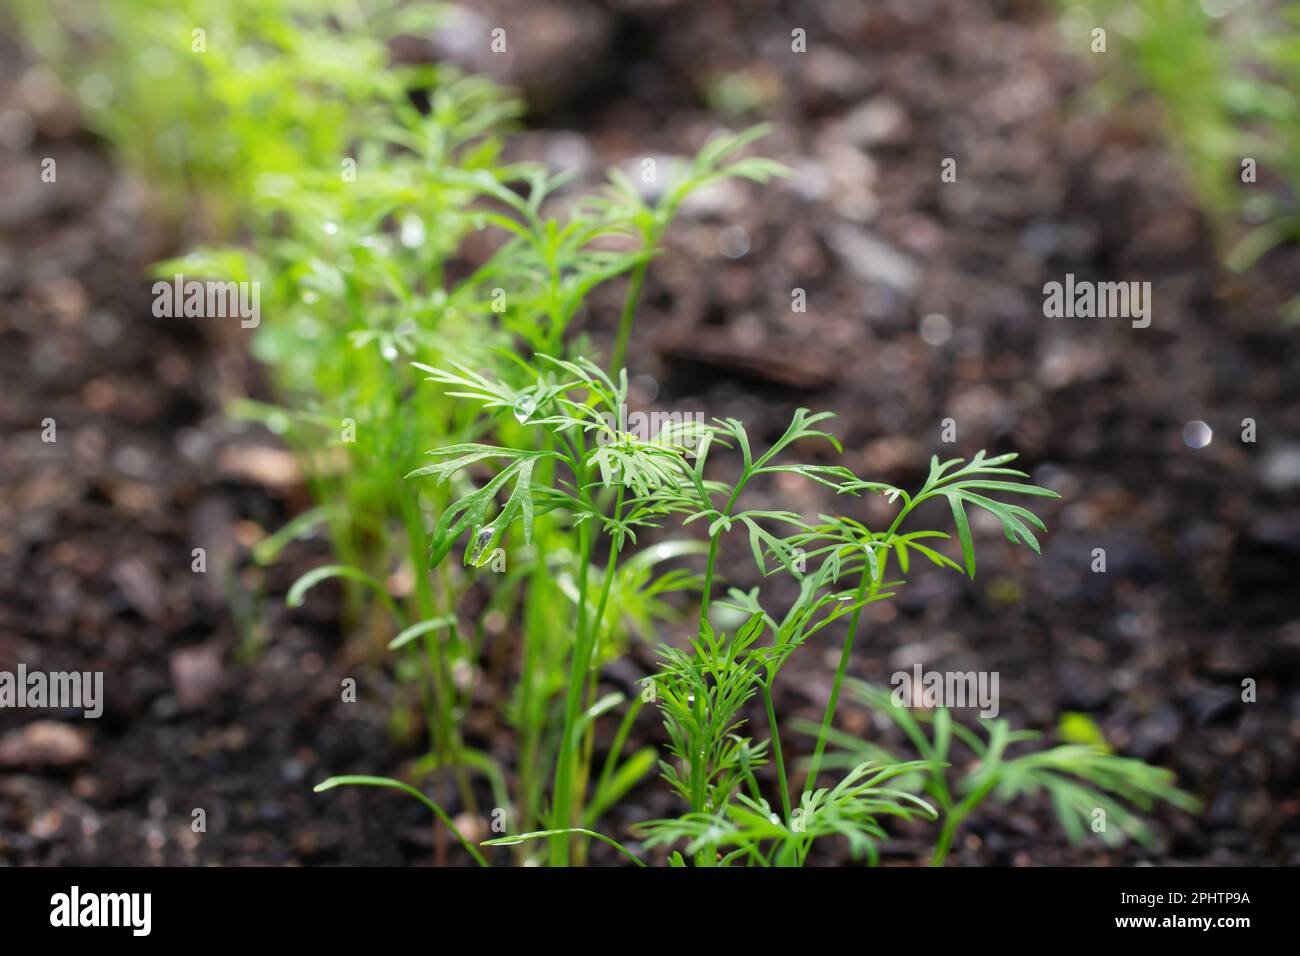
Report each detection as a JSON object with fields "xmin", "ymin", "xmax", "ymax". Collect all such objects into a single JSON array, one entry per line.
[
  {"xmin": 15, "ymin": 0, "xmax": 1198, "ymax": 866},
  {"xmin": 371, "ymin": 355, "xmax": 1194, "ymax": 865},
  {"xmin": 14, "ymin": 0, "xmax": 781, "ymax": 821},
  {"xmin": 1063, "ymin": 0, "xmax": 1300, "ymax": 317},
  {"xmin": 10, "ymin": 0, "xmax": 455, "ymax": 229}
]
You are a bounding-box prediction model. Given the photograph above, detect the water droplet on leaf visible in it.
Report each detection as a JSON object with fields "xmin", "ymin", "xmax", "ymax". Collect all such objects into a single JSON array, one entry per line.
[
  {"xmin": 467, "ymin": 526, "xmax": 495, "ymax": 565},
  {"xmin": 513, "ymin": 395, "xmax": 537, "ymax": 423}
]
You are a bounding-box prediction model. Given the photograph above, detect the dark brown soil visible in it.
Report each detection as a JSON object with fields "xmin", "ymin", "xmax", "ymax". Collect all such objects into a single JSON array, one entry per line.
[{"xmin": 2, "ymin": 0, "xmax": 1297, "ymax": 867}]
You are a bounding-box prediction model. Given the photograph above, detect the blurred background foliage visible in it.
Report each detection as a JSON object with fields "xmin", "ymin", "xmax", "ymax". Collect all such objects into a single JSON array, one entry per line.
[{"xmin": 1062, "ymin": 0, "xmax": 1300, "ymax": 313}]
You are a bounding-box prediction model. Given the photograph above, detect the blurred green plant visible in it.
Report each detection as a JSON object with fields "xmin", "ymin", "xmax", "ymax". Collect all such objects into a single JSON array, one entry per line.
[
  {"xmin": 1063, "ymin": 0, "xmax": 1300, "ymax": 317},
  {"xmin": 9, "ymin": 0, "xmax": 457, "ymax": 230},
  {"xmin": 13, "ymin": 0, "xmax": 790, "ymax": 850},
  {"xmin": 215, "ymin": 123, "xmax": 788, "ymax": 839},
  {"xmin": 801, "ymin": 681, "xmax": 1200, "ymax": 866}
]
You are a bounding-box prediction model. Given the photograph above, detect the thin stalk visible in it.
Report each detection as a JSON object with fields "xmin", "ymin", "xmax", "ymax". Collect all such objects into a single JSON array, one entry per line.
[
  {"xmin": 314, "ymin": 775, "xmax": 487, "ymax": 867},
  {"xmin": 931, "ymin": 778, "xmax": 997, "ymax": 867},
  {"xmin": 763, "ymin": 678, "xmax": 793, "ymax": 823},
  {"xmin": 517, "ymin": 551, "xmax": 553, "ymax": 836},
  {"xmin": 592, "ymin": 693, "xmax": 644, "ymax": 816},
  {"xmin": 549, "ymin": 516, "xmax": 593, "ymax": 866},
  {"xmin": 519, "ymin": 424, "xmax": 566, "ymax": 836},
  {"xmin": 402, "ymin": 492, "xmax": 476, "ymax": 816},
  {"xmin": 804, "ymin": 506, "xmax": 912, "ymax": 792},
  {"xmin": 688, "ymin": 685, "xmax": 708, "ymax": 815},
  {"xmin": 691, "ymin": 482, "xmax": 746, "ymax": 867},
  {"xmin": 609, "ymin": 254, "xmax": 649, "ymax": 374},
  {"xmin": 572, "ymin": 522, "xmax": 624, "ymax": 864},
  {"xmin": 697, "ymin": 480, "xmax": 748, "ymax": 629},
  {"xmin": 548, "ymin": 462, "xmax": 616, "ymax": 866},
  {"xmin": 802, "ymin": 564, "xmax": 871, "ymax": 792},
  {"xmin": 516, "ymin": 555, "xmax": 543, "ymax": 832},
  {"xmin": 698, "ymin": 534, "xmax": 722, "ymax": 631}
]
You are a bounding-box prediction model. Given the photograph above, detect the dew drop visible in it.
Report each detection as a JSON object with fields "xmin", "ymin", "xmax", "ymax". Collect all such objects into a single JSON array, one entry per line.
[
  {"xmin": 467, "ymin": 526, "xmax": 495, "ymax": 564},
  {"xmin": 513, "ymin": 395, "xmax": 537, "ymax": 423}
]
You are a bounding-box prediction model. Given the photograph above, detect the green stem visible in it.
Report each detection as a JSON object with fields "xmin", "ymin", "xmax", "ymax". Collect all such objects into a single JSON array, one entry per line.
[
  {"xmin": 931, "ymin": 813, "xmax": 961, "ymax": 867},
  {"xmin": 805, "ymin": 506, "xmax": 912, "ymax": 792},
  {"xmin": 592, "ymin": 693, "xmax": 643, "ymax": 816},
  {"xmin": 550, "ymin": 484, "xmax": 623, "ymax": 865},
  {"xmin": 519, "ymin": 430, "xmax": 565, "ymax": 836},
  {"xmin": 609, "ymin": 255, "xmax": 649, "ymax": 373},
  {"xmin": 803, "ymin": 565, "xmax": 871, "ymax": 792},
  {"xmin": 930, "ymin": 778, "xmax": 997, "ymax": 866},
  {"xmin": 689, "ymin": 484, "xmax": 747, "ymax": 867},
  {"xmin": 573, "ymin": 526, "xmax": 624, "ymax": 863},
  {"xmin": 314, "ymin": 775, "xmax": 487, "ymax": 867},
  {"xmin": 697, "ymin": 481, "xmax": 748, "ymax": 630},
  {"xmin": 763, "ymin": 679, "xmax": 793, "ymax": 823},
  {"xmin": 698, "ymin": 534, "xmax": 721, "ymax": 631},
  {"xmin": 550, "ymin": 518, "xmax": 592, "ymax": 866},
  {"xmin": 517, "ymin": 553, "xmax": 544, "ymax": 834},
  {"xmin": 402, "ymin": 493, "xmax": 476, "ymax": 816}
]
